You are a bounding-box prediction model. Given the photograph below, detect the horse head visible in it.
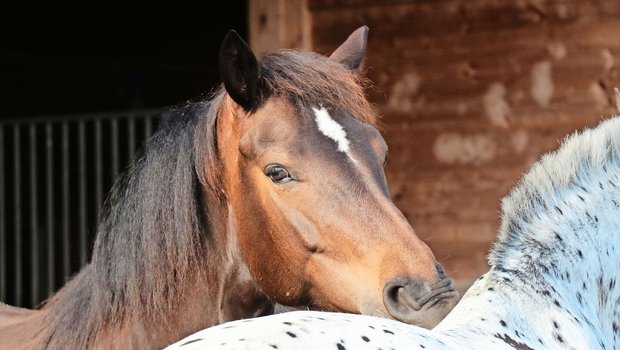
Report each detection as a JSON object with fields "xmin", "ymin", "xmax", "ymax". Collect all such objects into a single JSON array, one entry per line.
[{"xmin": 207, "ymin": 27, "xmax": 458, "ymax": 328}]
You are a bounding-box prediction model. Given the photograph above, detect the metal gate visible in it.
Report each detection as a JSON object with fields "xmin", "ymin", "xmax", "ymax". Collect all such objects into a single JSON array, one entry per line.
[{"xmin": 0, "ymin": 110, "xmax": 161, "ymax": 308}]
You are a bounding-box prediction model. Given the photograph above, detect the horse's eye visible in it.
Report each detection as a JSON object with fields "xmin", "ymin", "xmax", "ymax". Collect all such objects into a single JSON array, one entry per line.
[{"xmin": 265, "ymin": 165, "xmax": 292, "ymax": 184}]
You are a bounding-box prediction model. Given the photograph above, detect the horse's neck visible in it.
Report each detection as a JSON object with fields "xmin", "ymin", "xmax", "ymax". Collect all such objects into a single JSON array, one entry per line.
[
  {"xmin": 18, "ymin": 199, "xmax": 271, "ymax": 349},
  {"xmin": 33, "ymin": 252, "xmax": 227, "ymax": 349}
]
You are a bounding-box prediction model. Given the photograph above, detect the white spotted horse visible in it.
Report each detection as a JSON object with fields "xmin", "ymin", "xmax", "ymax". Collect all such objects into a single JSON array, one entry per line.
[
  {"xmin": 167, "ymin": 116, "xmax": 620, "ymax": 350},
  {"xmin": 0, "ymin": 27, "xmax": 459, "ymax": 349}
]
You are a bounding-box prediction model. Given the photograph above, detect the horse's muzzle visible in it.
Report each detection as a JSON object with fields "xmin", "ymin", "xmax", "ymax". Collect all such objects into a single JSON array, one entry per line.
[{"xmin": 382, "ymin": 266, "xmax": 459, "ymax": 328}]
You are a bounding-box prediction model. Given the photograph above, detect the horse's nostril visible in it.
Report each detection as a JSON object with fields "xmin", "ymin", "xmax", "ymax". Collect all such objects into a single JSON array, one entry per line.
[
  {"xmin": 383, "ymin": 276, "xmax": 429, "ymax": 318},
  {"xmin": 383, "ymin": 275, "xmax": 458, "ymax": 327},
  {"xmin": 384, "ymin": 284, "xmax": 403, "ymax": 310}
]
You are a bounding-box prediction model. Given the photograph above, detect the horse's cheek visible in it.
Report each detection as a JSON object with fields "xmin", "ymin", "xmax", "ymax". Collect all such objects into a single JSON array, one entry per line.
[
  {"xmin": 241, "ymin": 216, "xmax": 308, "ymax": 302},
  {"xmin": 227, "ymin": 167, "xmax": 309, "ymax": 304}
]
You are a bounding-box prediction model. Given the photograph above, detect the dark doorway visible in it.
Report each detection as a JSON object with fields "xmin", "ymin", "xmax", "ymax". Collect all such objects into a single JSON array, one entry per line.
[{"xmin": 0, "ymin": 1, "xmax": 248, "ymax": 118}]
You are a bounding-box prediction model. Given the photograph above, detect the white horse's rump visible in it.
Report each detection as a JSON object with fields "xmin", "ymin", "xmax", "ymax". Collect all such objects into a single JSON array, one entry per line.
[{"xmin": 165, "ymin": 116, "xmax": 620, "ymax": 349}]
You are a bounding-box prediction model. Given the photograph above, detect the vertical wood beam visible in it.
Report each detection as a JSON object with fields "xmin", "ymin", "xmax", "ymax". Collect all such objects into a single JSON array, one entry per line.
[{"xmin": 249, "ymin": 0, "xmax": 312, "ymax": 56}]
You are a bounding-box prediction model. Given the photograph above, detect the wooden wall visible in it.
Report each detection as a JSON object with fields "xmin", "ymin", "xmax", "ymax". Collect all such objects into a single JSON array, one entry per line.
[{"xmin": 251, "ymin": 0, "xmax": 620, "ymax": 290}]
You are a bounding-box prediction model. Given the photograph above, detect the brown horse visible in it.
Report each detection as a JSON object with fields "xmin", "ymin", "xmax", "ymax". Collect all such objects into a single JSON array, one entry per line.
[{"xmin": 0, "ymin": 27, "xmax": 458, "ymax": 349}]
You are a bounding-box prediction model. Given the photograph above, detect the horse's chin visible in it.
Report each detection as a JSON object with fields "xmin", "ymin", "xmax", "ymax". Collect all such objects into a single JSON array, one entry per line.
[{"xmin": 400, "ymin": 289, "xmax": 460, "ymax": 328}]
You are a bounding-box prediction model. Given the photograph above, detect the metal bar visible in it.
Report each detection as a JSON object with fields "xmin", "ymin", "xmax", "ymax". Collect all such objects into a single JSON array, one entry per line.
[
  {"xmin": 13, "ymin": 125, "xmax": 22, "ymax": 306},
  {"xmin": 45, "ymin": 123, "xmax": 54, "ymax": 296},
  {"xmin": 127, "ymin": 116, "xmax": 136, "ymax": 162},
  {"xmin": 29, "ymin": 125, "xmax": 39, "ymax": 306},
  {"xmin": 94, "ymin": 119, "xmax": 103, "ymax": 216},
  {"xmin": 61, "ymin": 123, "xmax": 70, "ymax": 279},
  {"xmin": 144, "ymin": 116, "xmax": 152, "ymax": 140},
  {"xmin": 0, "ymin": 113, "xmax": 162, "ymax": 305},
  {"xmin": 0, "ymin": 127, "xmax": 5, "ymax": 301},
  {"xmin": 78, "ymin": 121, "xmax": 87, "ymax": 266},
  {"xmin": 111, "ymin": 118, "xmax": 119, "ymax": 179}
]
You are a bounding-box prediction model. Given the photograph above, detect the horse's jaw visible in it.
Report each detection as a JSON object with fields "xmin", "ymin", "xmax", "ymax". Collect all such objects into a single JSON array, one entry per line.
[
  {"xmin": 214, "ymin": 204, "xmax": 275, "ymax": 324},
  {"xmin": 217, "ymin": 266, "xmax": 274, "ymax": 323}
]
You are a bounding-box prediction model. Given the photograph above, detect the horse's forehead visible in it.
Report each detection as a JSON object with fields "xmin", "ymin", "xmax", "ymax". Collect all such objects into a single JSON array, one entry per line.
[
  {"xmin": 246, "ymin": 99, "xmax": 365, "ymax": 145},
  {"xmin": 311, "ymin": 106, "xmax": 356, "ymax": 161},
  {"xmin": 245, "ymin": 99, "xmax": 300, "ymax": 135}
]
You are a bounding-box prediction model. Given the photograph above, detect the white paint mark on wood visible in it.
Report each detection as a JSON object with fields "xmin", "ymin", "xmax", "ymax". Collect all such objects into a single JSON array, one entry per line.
[
  {"xmin": 590, "ymin": 82, "xmax": 608, "ymax": 110},
  {"xmin": 547, "ymin": 42, "xmax": 567, "ymax": 61},
  {"xmin": 387, "ymin": 71, "xmax": 421, "ymax": 113},
  {"xmin": 511, "ymin": 130, "xmax": 529, "ymax": 154},
  {"xmin": 433, "ymin": 133, "xmax": 496, "ymax": 166},
  {"xmin": 602, "ymin": 49, "xmax": 614, "ymax": 73},
  {"xmin": 483, "ymin": 82, "xmax": 511, "ymax": 128},
  {"xmin": 531, "ymin": 60, "xmax": 554, "ymax": 108}
]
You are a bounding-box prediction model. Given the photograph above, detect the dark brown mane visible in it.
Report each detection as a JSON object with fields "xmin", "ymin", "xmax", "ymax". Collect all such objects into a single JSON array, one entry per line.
[
  {"xmin": 259, "ymin": 50, "xmax": 377, "ymax": 126},
  {"xmin": 40, "ymin": 101, "xmax": 214, "ymax": 348}
]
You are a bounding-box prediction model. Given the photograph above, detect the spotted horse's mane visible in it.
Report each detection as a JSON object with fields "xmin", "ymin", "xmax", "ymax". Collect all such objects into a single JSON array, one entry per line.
[
  {"xmin": 163, "ymin": 116, "xmax": 620, "ymax": 350},
  {"xmin": 490, "ymin": 115, "xmax": 620, "ymax": 270}
]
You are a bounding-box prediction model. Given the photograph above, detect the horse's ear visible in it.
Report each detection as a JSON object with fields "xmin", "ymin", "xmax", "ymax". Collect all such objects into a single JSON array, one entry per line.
[
  {"xmin": 219, "ymin": 30, "xmax": 259, "ymax": 110},
  {"xmin": 329, "ymin": 26, "xmax": 369, "ymax": 71}
]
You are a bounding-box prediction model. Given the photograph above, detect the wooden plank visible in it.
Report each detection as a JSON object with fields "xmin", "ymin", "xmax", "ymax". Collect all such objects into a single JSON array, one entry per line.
[{"xmin": 249, "ymin": 0, "xmax": 311, "ymax": 56}]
